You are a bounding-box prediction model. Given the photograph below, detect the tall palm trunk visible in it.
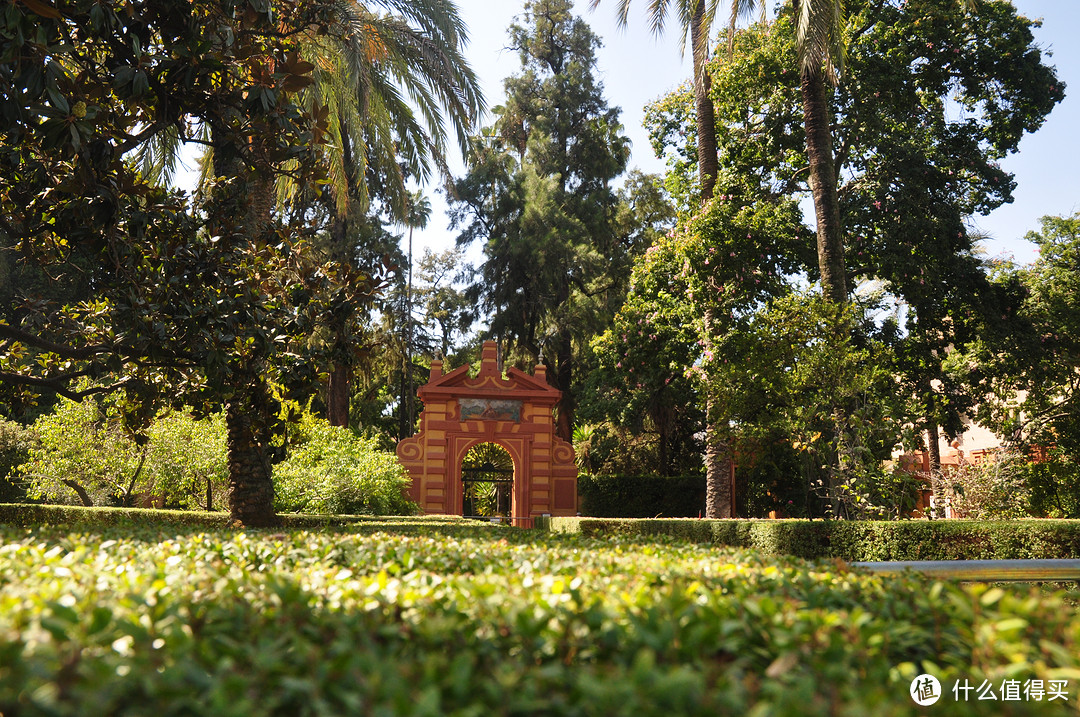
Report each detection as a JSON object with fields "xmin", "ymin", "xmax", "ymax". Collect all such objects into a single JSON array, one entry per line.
[
  {"xmin": 404, "ymin": 222, "xmax": 415, "ymax": 437},
  {"xmin": 691, "ymin": 2, "xmax": 733, "ymax": 518},
  {"xmin": 801, "ymin": 64, "xmax": 846, "ymax": 304},
  {"xmin": 326, "ymin": 128, "xmax": 355, "ymax": 428},
  {"xmin": 690, "ymin": 0, "xmax": 719, "ymax": 204},
  {"xmin": 553, "ymin": 328, "xmax": 574, "ymax": 443},
  {"xmin": 703, "ymin": 307, "xmax": 733, "ymax": 517}
]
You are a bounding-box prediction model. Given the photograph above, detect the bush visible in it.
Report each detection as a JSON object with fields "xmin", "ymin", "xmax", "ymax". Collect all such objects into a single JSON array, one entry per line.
[
  {"xmin": 0, "ymin": 525, "xmax": 1078, "ymax": 716},
  {"xmin": 144, "ymin": 411, "xmax": 228, "ymax": 510},
  {"xmin": 941, "ymin": 451, "xmax": 1032, "ymax": 520},
  {"xmin": 539, "ymin": 517, "xmax": 1080, "ymax": 561},
  {"xmin": 273, "ymin": 417, "xmax": 416, "ymax": 516},
  {"xmin": 577, "ymin": 473, "xmax": 706, "ymax": 517},
  {"xmin": 0, "ymin": 418, "xmax": 34, "ymax": 503},
  {"xmin": 17, "ymin": 396, "xmax": 142, "ymax": 506},
  {"xmin": 16, "ymin": 397, "xmax": 228, "ymax": 510},
  {"xmin": 1022, "ymin": 454, "xmax": 1080, "ymax": 518}
]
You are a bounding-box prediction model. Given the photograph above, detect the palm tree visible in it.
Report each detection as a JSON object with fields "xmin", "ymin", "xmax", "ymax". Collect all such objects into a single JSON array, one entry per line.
[
  {"xmin": 267, "ymin": 1, "xmax": 483, "ymax": 432},
  {"xmin": 791, "ymin": 0, "xmax": 846, "ymax": 304},
  {"xmin": 400, "ymin": 190, "xmax": 431, "ymax": 438},
  {"xmin": 592, "ymin": 0, "xmax": 724, "ymax": 202},
  {"xmin": 590, "ymin": 0, "xmax": 760, "ymax": 518},
  {"xmin": 138, "ymin": 0, "xmax": 483, "ymax": 524}
]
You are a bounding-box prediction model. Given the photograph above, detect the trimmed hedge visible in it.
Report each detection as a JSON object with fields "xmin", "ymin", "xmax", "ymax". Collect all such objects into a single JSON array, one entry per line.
[
  {"xmin": 0, "ymin": 504, "xmax": 497, "ymax": 535},
  {"xmin": 577, "ymin": 473, "xmax": 706, "ymax": 517},
  {"xmin": 537, "ymin": 516, "xmax": 1080, "ymax": 561},
  {"xmin": 2, "ymin": 524, "xmax": 1079, "ymax": 715}
]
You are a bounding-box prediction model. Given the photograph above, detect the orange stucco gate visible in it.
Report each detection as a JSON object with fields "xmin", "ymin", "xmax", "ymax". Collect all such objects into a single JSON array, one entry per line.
[{"xmin": 396, "ymin": 342, "xmax": 578, "ymax": 526}]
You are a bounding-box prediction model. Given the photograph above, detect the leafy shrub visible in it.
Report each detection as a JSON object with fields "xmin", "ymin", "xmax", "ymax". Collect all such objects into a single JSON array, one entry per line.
[
  {"xmin": 0, "ymin": 418, "xmax": 35, "ymax": 503},
  {"xmin": 0, "ymin": 526, "xmax": 1077, "ymax": 716},
  {"xmin": 273, "ymin": 416, "xmax": 416, "ymax": 516},
  {"xmin": 145, "ymin": 411, "xmax": 228, "ymax": 510},
  {"xmin": 1021, "ymin": 453, "xmax": 1080, "ymax": 518},
  {"xmin": 18, "ymin": 396, "xmax": 145, "ymax": 506},
  {"xmin": 942, "ymin": 451, "xmax": 1032, "ymax": 520},
  {"xmin": 16, "ymin": 397, "xmax": 228, "ymax": 510},
  {"xmin": 578, "ymin": 473, "xmax": 706, "ymax": 517},
  {"xmin": 540, "ymin": 517, "xmax": 1080, "ymax": 561}
]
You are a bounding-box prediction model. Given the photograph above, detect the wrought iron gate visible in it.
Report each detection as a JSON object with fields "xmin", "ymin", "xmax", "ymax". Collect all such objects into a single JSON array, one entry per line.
[{"xmin": 461, "ymin": 444, "xmax": 514, "ymax": 519}]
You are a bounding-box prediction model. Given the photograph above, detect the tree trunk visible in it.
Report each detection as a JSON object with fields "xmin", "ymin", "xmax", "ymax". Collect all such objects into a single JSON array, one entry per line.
[
  {"xmin": 325, "ymin": 204, "xmax": 353, "ymax": 428},
  {"xmin": 926, "ymin": 419, "xmax": 942, "ymax": 473},
  {"xmin": 404, "ymin": 225, "xmax": 416, "ymax": 437},
  {"xmin": 800, "ymin": 65, "xmax": 847, "ymax": 304},
  {"xmin": 925, "ymin": 417, "xmax": 943, "ymax": 519},
  {"xmin": 327, "ymin": 363, "xmax": 351, "ymax": 427},
  {"xmin": 226, "ymin": 399, "xmax": 277, "ymax": 527},
  {"xmin": 703, "ymin": 406, "xmax": 734, "ymax": 518},
  {"xmin": 703, "ymin": 307, "xmax": 733, "ymax": 518},
  {"xmin": 62, "ymin": 479, "xmax": 94, "ymax": 507},
  {"xmin": 691, "ymin": 10, "xmax": 730, "ymax": 515},
  {"xmin": 549, "ymin": 328, "xmax": 574, "ymax": 444},
  {"xmin": 690, "ymin": 0, "xmax": 719, "ymax": 203}
]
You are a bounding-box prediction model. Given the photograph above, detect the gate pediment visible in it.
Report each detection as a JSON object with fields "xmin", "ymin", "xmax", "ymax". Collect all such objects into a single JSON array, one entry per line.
[{"xmin": 396, "ymin": 342, "xmax": 578, "ymax": 525}]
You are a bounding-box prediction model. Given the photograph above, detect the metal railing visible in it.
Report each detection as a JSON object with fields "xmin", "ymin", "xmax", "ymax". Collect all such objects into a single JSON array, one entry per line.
[{"xmin": 851, "ymin": 559, "xmax": 1080, "ymax": 582}]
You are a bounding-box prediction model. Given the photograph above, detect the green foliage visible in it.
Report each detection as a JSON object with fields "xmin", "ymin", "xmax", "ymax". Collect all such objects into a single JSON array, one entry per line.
[
  {"xmin": 16, "ymin": 397, "xmax": 228, "ymax": 510},
  {"xmin": 145, "ymin": 412, "xmax": 228, "ymax": 511},
  {"xmin": 543, "ymin": 517, "xmax": 1080, "ymax": 562},
  {"xmin": 578, "ymin": 473, "xmax": 706, "ymax": 518},
  {"xmin": 587, "ymin": 197, "xmax": 810, "ymax": 480},
  {"xmin": 450, "ymin": 0, "xmax": 641, "ymax": 436},
  {"xmin": 1022, "ymin": 454, "xmax": 1080, "ymax": 520},
  {"xmin": 644, "ymin": 0, "xmax": 1064, "ymax": 454},
  {"xmin": 1, "ymin": 524, "xmax": 1079, "ymax": 715},
  {"xmin": 0, "ymin": 418, "xmax": 34, "ymax": 502},
  {"xmin": 970, "ymin": 214, "xmax": 1080, "ymax": 477},
  {"xmin": 942, "ymin": 453, "xmax": 1033, "ymax": 521},
  {"xmin": 742, "ymin": 295, "xmax": 908, "ymax": 519},
  {"xmin": 273, "ymin": 416, "xmax": 416, "ymax": 516},
  {"xmin": 18, "ymin": 397, "xmax": 144, "ymax": 507}
]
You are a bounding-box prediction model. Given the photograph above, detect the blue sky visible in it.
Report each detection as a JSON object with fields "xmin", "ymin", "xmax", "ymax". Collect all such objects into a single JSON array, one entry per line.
[{"xmin": 414, "ymin": 0, "xmax": 1079, "ymax": 266}]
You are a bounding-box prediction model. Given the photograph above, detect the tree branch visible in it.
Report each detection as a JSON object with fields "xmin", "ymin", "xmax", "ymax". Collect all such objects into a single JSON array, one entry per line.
[
  {"xmin": 0, "ymin": 370, "xmax": 131, "ymax": 401},
  {"xmin": 0, "ymin": 323, "xmax": 110, "ymax": 360},
  {"xmin": 61, "ymin": 479, "xmax": 95, "ymax": 507}
]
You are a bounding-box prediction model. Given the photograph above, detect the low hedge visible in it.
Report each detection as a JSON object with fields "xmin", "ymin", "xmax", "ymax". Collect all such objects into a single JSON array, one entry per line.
[
  {"xmin": 577, "ymin": 473, "xmax": 706, "ymax": 517},
  {"xmin": 2, "ymin": 525, "xmax": 1079, "ymax": 715},
  {"xmin": 536, "ymin": 516, "xmax": 1080, "ymax": 561},
  {"xmin": 0, "ymin": 504, "xmax": 496, "ymax": 535}
]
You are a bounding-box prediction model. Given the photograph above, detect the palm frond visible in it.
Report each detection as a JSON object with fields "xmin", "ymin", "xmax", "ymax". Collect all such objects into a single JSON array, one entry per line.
[{"xmin": 796, "ymin": 0, "xmax": 845, "ymax": 83}]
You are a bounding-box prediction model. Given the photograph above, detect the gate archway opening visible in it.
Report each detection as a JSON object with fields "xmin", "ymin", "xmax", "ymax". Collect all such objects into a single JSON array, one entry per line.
[
  {"xmin": 396, "ymin": 341, "xmax": 578, "ymax": 526},
  {"xmin": 460, "ymin": 442, "xmax": 514, "ymax": 520}
]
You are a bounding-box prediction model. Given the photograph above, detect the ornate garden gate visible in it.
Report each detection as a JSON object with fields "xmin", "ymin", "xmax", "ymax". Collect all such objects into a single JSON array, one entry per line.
[{"xmin": 396, "ymin": 342, "xmax": 578, "ymax": 526}]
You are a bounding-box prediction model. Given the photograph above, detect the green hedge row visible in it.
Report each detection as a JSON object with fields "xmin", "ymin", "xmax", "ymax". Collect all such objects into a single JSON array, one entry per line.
[
  {"xmin": 577, "ymin": 473, "xmax": 705, "ymax": 517},
  {"xmin": 0, "ymin": 504, "xmax": 493, "ymax": 534},
  {"xmin": 536, "ymin": 516, "xmax": 1080, "ymax": 561},
  {"xmin": 3, "ymin": 525, "xmax": 1079, "ymax": 715}
]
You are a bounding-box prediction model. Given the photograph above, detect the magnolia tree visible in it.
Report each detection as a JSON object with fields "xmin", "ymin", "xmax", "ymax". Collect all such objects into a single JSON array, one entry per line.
[{"xmin": 0, "ymin": 0, "xmax": 388, "ymax": 525}]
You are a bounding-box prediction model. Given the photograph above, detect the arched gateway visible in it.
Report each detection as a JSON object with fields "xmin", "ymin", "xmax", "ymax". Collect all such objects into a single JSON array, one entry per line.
[{"xmin": 396, "ymin": 342, "xmax": 578, "ymax": 526}]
